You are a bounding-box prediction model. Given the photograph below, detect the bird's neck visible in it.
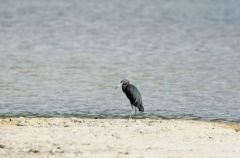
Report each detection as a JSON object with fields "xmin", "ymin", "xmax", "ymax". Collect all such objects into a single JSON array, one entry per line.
[{"xmin": 122, "ymin": 84, "xmax": 129, "ymax": 91}]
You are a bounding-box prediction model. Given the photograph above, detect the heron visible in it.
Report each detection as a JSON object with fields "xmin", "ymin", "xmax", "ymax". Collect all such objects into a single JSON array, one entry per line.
[{"xmin": 116, "ymin": 79, "xmax": 144, "ymax": 120}]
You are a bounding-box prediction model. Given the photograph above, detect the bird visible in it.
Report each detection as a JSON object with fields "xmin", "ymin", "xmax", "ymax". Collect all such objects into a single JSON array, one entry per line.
[{"xmin": 116, "ymin": 79, "xmax": 144, "ymax": 120}]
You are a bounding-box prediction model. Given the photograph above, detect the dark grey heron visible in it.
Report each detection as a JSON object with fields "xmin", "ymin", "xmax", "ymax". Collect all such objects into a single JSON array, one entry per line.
[{"xmin": 116, "ymin": 79, "xmax": 144, "ymax": 120}]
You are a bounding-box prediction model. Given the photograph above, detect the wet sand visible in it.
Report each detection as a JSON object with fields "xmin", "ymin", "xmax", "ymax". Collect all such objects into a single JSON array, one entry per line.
[{"xmin": 0, "ymin": 117, "xmax": 240, "ymax": 158}]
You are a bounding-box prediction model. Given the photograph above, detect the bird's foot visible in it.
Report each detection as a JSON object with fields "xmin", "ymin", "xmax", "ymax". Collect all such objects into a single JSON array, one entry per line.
[{"xmin": 128, "ymin": 115, "xmax": 132, "ymax": 122}]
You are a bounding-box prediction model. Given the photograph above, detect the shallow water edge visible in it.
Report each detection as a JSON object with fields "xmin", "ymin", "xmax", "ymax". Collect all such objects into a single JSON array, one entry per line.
[{"xmin": 0, "ymin": 114, "xmax": 239, "ymax": 124}]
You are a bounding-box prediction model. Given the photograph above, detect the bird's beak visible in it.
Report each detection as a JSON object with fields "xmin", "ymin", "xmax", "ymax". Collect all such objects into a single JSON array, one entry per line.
[{"xmin": 115, "ymin": 83, "xmax": 123, "ymax": 89}]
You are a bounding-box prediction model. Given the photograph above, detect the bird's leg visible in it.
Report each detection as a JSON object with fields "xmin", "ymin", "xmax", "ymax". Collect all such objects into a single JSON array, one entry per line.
[
  {"xmin": 135, "ymin": 106, "xmax": 136, "ymax": 121},
  {"xmin": 128, "ymin": 105, "xmax": 134, "ymax": 121}
]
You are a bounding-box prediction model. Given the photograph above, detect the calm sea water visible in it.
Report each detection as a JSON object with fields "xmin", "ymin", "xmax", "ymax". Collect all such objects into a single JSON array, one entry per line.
[{"xmin": 0, "ymin": 0, "xmax": 240, "ymax": 122}]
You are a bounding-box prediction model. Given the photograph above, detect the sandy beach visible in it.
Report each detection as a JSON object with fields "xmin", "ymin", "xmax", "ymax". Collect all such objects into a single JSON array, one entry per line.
[{"xmin": 0, "ymin": 118, "xmax": 240, "ymax": 158}]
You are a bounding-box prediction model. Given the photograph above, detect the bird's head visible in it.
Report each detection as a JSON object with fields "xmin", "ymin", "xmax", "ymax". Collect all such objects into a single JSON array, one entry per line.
[{"xmin": 115, "ymin": 79, "xmax": 129, "ymax": 89}]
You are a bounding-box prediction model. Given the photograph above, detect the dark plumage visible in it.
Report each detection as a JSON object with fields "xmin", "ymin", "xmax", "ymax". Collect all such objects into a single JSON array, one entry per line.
[{"xmin": 116, "ymin": 79, "xmax": 144, "ymax": 119}]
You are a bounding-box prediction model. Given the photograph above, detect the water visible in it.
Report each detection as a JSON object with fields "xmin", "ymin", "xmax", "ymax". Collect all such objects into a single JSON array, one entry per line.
[{"xmin": 0, "ymin": 0, "xmax": 240, "ymax": 122}]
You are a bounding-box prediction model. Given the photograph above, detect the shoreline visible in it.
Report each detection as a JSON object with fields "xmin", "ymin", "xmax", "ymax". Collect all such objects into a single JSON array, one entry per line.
[
  {"xmin": 1, "ymin": 117, "xmax": 239, "ymax": 131},
  {"xmin": 0, "ymin": 113, "xmax": 238, "ymax": 124},
  {"xmin": 0, "ymin": 117, "xmax": 240, "ymax": 158}
]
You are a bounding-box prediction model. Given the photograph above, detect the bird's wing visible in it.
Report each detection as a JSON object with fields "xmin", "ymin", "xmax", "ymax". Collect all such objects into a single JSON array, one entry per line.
[{"xmin": 125, "ymin": 84, "xmax": 142, "ymax": 106}]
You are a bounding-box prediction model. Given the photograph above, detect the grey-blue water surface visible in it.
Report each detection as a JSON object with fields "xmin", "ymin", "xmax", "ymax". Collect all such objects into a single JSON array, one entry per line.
[{"xmin": 0, "ymin": 0, "xmax": 240, "ymax": 122}]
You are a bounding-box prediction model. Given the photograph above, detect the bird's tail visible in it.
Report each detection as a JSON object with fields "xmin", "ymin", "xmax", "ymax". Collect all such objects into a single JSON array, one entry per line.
[{"xmin": 138, "ymin": 105, "xmax": 144, "ymax": 112}]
